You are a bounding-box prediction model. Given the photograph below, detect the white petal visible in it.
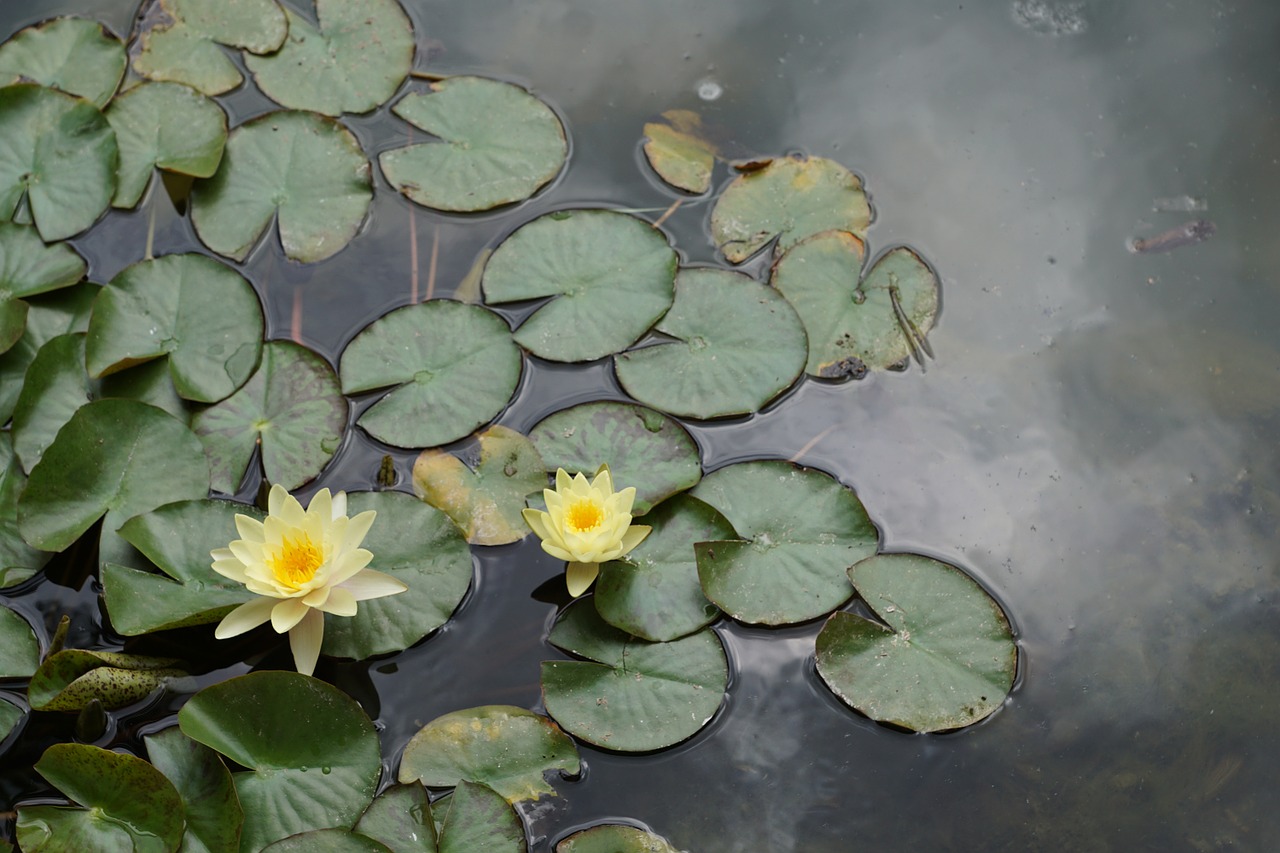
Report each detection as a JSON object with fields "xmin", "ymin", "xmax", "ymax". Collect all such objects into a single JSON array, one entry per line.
[
  {"xmin": 307, "ymin": 488, "xmax": 333, "ymax": 525},
  {"xmin": 234, "ymin": 514, "xmax": 265, "ymax": 542},
  {"xmin": 522, "ymin": 508, "xmax": 551, "ymax": 541},
  {"xmin": 317, "ymin": 586, "xmax": 358, "ymax": 616},
  {"xmin": 271, "ymin": 597, "xmax": 310, "ymax": 633},
  {"xmin": 345, "ymin": 509, "xmax": 377, "ymax": 550},
  {"xmin": 214, "ymin": 597, "xmax": 276, "ymax": 638},
  {"xmin": 327, "ymin": 548, "xmax": 374, "ymax": 587},
  {"xmin": 303, "ymin": 585, "xmax": 331, "ymax": 608},
  {"xmin": 211, "ymin": 557, "xmax": 249, "ymax": 583},
  {"xmin": 592, "ymin": 465, "xmax": 614, "ymax": 495},
  {"xmin": 555, "ymin": 468, "xmax": 573, "ymax": 492},
  {"xmin": 267, "ymin": 483, "xmax": 290, "ymax": 518},
  {"xmin": 228, "ymin": 539, "xmax": 260, "ymax": 569},
  {"xmin": 565, "ymin": 561, "xmax": 599, "ymax": 597},
  {"xmin": 289, "ymin": 608, "xmax": 324, "ymax": 676},
  {"xmin": 540, "ymin": 541, "xmax": 573, "ymax": 562},
  {"xmin": 618, "ymin": 524, "xmax": 651, "ymax": 556},
  {"xmin": 339, "ymin": 569, "xmax": 408, "ymax": 601},
  {"xmin": 330, "ymin": 491, "xmax": 347, "ymax": 520}
]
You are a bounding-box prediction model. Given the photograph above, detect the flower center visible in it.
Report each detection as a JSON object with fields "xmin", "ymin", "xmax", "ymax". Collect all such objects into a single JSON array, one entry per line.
[
  {"xmin": 565, "ymin": 498, "xmax": 604, "ymax": 533},
  {"xmin": 271, "ymin": 534, "xmax": 324, "ymax": 589}
]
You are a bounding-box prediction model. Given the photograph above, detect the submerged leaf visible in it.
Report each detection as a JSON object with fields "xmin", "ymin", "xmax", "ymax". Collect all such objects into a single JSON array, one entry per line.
[
  {"xmin": 0, "ymin": 18, "xmax": 126, "ymax": 107},
  {"xmin": 642, "ymin": 110, "xmax": 717, "ymax": 194},
  {"xmin": 557, "ymin": 824, "xmax": 685, "ymax": 853}
]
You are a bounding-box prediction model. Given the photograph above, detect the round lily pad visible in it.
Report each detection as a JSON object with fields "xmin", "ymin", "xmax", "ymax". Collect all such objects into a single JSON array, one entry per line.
[
  {"xmin": 710, "ymin": 155, "xmax": 871, "ymax": 263},
  {"xmin": 17, "ymin": 744, "xmax": 184, "ymax": 853},
  {"xmin": 436, "ymin": 780, "xmax": 527, "ymax": 853},
  {"xmin": 0, "ymin": 18, "xmax": 126, "ymax": 108},
  {"xmin": 541, "ymin": 598, "xmax": 727, "ymax": 752},
  {"xmin": 28, "ymin": 649, "xmax": 187, "ymax": 711},
  {"xmin": 145, "ymin": 727, "xmax": 243, "ymax": 853},
  {"xmin": 321, "ymin": 490, "xmax": 473, "ymax": 660},
  {"xmin": 527, "ymin": 400, "xmax": 701, "ymax": 516},
  {"xmin": 1, "ymin": 433, "xmax": 50, "ymax": 586},
  {"xmin": 132, "ymin": 19, "xmax": 243, "ymax": 96},
  {"xmin": 412, "ymin": 425, "xmax": 546, "ymax": 546},
  {"xmin": 0, "ymin": 216, "xmax": 87, "ymax": 353},
  {"xmin": 0, "ymin": 282, "xmax": 97, "ymax": 424},
  {"xmin": 690, "ymin": 460, "xmax": 878, "ymax": 625},
  {"xmin": 0, "ymin": 84, "xmax": 118, "ymax": 242},
  {"xmin": 614, "ymin": 268, "xmax": 807, "ymax": 419},
  {"xmin": 816, "ymin": 553, "xmax": 1018, "ymax": 733},
  {"xmin": 105, "ymin": 81, "xmax": 227, "ymax": 209},
  {"xmin": 642, "ymin": 110, "xmax": 717, "ymax": 194},
  {"xmin": 179, "ymin": 671, "xmax": 383, "ymax": 852},
  {"xmin": 18, "ymin": 398, "xmax": 211, "ymax": 552},
  {"xmin": 191, "ymin": 110, "xmax": 373, "ymax": 263},
  {"xmin": 354, "ymin": 783, "xmax": 436, "ymax": 852},
  {"xmin": 340, "ymin": 300, "xmax": 521, "ymax": 449},
  {"xmin": 192, "ymin": 340, "xmax": 347, "ymax": 494},
  {"xmin": 246, "ymin": 0, "xmax": 414, "ymax": 117},
  {"xmin": 380, "ymin": 76, "xmax": 567, "ymax": 212},
  {"xmin": 772, "ymin": 233, "xmax": 940, "ymax": 375},
  {"xmin": 0, "ymin": 604, "xmax": 39, "ymax": 677},
  {"xmin": 594, "ymin": 494, "xmax": 729, "ymax": 642},
  {"xmin": 86, "ymin": 253, "xmax": 263, "ymax": 403},
  {"xmin": 557, "ymin": 824, "xmax": 684, "ymax": 853},
  {"xmin": 166, "ymin": 0, "xmax": 289, "ymax": 53},
  {"xmin": 482, "ymin": 210, "xmax": 677, "ymax": 363}
]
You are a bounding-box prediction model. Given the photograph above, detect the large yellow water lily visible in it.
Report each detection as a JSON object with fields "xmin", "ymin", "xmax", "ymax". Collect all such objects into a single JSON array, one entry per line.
[
  {"xmin": 521, "ymin": 465, "xmax": 651, "ymax": 597},
  {"xmin": 210, "ymin": 484, "xmax": 407, "ymax": 676}
]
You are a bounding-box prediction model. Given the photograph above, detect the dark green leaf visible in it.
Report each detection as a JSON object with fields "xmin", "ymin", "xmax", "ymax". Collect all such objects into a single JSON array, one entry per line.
[
  {"xmin": 11, "ymin": 334, "xmax": 92, "ymax": 472},
  {"xmin": 0, "ymin": 432, "xmax": 50, "ymax": 585},
  {"xmin": 0, "ymin": 603, "xmax": 39, "ymax": 677},
  {"xmin": 0, "ymin": 18, "xmax": 126, "ymax": 107},
  {"xmin": 28, "ymin": 648, "xmax": 186, "ymax": 711},
  {"xmin": 0, "ymin": 281, "xmax": 97, "ymax": 423},
  {"xmin": 354, "ymin": 783, "xmax": 437, "ymax": 853},
  {"xmin": 0, "ymin": 696, "xmax": 21, "ymax": 741},
  {"xmin": 262, "ymin": 830, "xmax": 393, "ymax": 852},
  {"xmin": 438, "ymin": 781, "xmax": 527, "ymax": 853},
  {"xmin": 146, "ymin": 726, "xmax": 244, "ymax": 853},
  {"xmin": 0, "ymin": 221, "xmax": 86, "ymax": 354}
]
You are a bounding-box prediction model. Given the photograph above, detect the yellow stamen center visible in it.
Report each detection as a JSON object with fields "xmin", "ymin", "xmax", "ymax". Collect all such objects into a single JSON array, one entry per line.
[
  {"xmin": 271, "ymin": 534, "xmax": 324, "ymax": 589},
  {"xmin": 565, "ymin": 499, "xmax": 604, "ymax": 533}
]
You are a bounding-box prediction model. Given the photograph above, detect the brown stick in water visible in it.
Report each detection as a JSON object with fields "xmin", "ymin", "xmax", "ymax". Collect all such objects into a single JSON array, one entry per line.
[{"xmin": 1128, "ymin": 219, "xmax": 1216, "ymax": 254}]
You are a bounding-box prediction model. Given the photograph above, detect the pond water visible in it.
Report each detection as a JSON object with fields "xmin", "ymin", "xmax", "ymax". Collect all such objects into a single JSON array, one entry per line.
[{"xmin": 2, "ymin": 0, "xmax": 1279, "ymax": 849}]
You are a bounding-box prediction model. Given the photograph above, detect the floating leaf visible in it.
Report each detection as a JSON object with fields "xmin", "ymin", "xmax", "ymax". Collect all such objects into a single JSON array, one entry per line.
[
  {"xmin": 105, "ymin": 81, "xmax": 228, "ymax": 209},
  {"xmin": 16, "ymin": 744, "xmax": 184, "ymax": 853},
  {"xmin": 0, "ymin": 604, "xmax": 39, "ymax": 677},
  {"xmin": 816, "ymin": 553, "xmax": 1017, "ymax": 733},
  {"xmin": 690, "ymin": 460, "xmax": 878, "ymax": 625},
  {"xmin": 145, "ymin": 727, "xmax": 244, "ymax": 853},
  {"xmin": 28, "ymin": 648, "xmax": 186, "ymax": 711},
  {"xmin": 557, "ymin": 824, "xmax": 684, "ymax": 853},
  {"xmin": 483, "ymin": 210, "xmax": 677, "ymax": 363},
  {"xmin": 541, "ymin": 599, "xmax": 727, "ymax": 752},
  {"xmin": 132, "ymin": 0, "xmax": 288, "ymax": 95},
  {"xmin": 772, "ymin": 234, "xmax": 940, "ymax": 375},
  {"xmin": 710, "ymin": 155, "xmax": 871, "ymax": 263},
  {"xmin": 179, "ymin": 672, "xmax": 382, "ymax": 852},
  {"xmin": 0, "ymin": 84, "xmax": 118, "ymax": 241},
  {"xmin": 166, "ymin": 0, "xmax": 289, "ymax": 53},
  {"xmin": 437, "ymin": 781, "xmax": 527, "ymax": 853},
  {"xmin": 412, "ymin": 426, "xmax": 545, "ymax": 546},
  {"xmin": 11, "ymin": 334, "xmax": 92, "ymax": 473},
  {"xmin": 354, "ymin": 783, "xmax": 436, "ymax": 853},
  {"xmin": 340, "ymin": 300, "xmax": 521, "ymax": 449},
  {"xmin": 191, "ymin": 110, "xmax": 372, "ymax": 263},
  {"xmin": 263, "ymin": 830, "xmax": 393, "ymax": 852},
  {"xmin": 527, "ymin": 401, "xmax": 701, "ymax": 515},
  {"xmin": 101, "ymin": 499, "xmax": 260, "ymax": 635},
  {"xmin": 594, "ymin": 495, "xmax": 729, "ymax": 642},
  {"xmin": 380, "ymin": 76, "xmax": 567, "ymax": 212},
  {"xmin": 0, "ymin": 282, "xmax": 97, "ymax": 423},
  {"xmin": 615, "ymin": 268, "xmax": 807, "ymax": 418},
  {"xmin": 642, "ymin": 110, "xmax": 717, "ymax": 194},
  {"xmin": 399, "ymin": 705, "xmax": 579, "ymax": 803},
  {"xmin": 0, "ymin": 222, "xmax": 86, "ymax": 354},
  {"xmin": 1, "ymin": 433, "xmax": 50, "ymax": 586},
  {"xmin": 321, "ymin": 491, "xmax": 473, "ymax": 660},
  {"xmin": 18, "ymin": 398, "xmax": 211, "ymax": 552},
  {"xmin": 86, "ymin": 254, "xmax": 262, "ymax": 403},
  {"xmin": 192, "ymin": 340, "xmax": 346, "ymax": 494},
  {"xmin": 0, "ymin": 18, "xmax": 126, "ymax": 107},
  {"xmin": 0, "ymin": 696, "xmax": 21, "ymax": 741},
  {"xmin": 246, "ymin": 0, "xmax": 414, "ymax": 117}
]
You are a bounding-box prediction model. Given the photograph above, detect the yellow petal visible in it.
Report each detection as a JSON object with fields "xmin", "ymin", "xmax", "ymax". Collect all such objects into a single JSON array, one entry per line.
[
  {"xmin": 522, "ymin": 507, "xmax": 551, "ymax": 541},
  {"xmin": 326, "ymin": 548, "xmax": 375, "ymax": 587},
  {"xmin": 308, "ymin": 488, "xmax": 333, "ymax": 525},
  {"xmin": 565, "ymin": 561, "xmax": 599, "ymax": 597},
  {"xmin": 592, "ymin": 465, "xmax": 614, "ymax": 495},
  {"xmin": 317, "ymin": 586, "xmax": 357, "ymax": 616},
  {"xmin": 330, "ymin": 491, "xmax": 348, "ymax": 520},
  {"xmin": 555, "ymin": 468, "xmax": 573, "ymax": 492},
  {"xmin": 618, "ymin": 524, "xmax": 651, "ymax": 556},
  {"xmin": 345, "ymin": 509, "xmax": 377, "ymax": 550},
  {"xmin": 289, "ymin": 608, "xmax": 324, "ymax": 676},
  {"xmin": 338, "ymin": 569, "xmax": 408, "ymax": 601},
  {"xmin": 234, "ymin": 514, "xmax": 265, "ymax": 542},
  {"xmin": 210, "ymin": 557, "xmax": 249, "ymax": 583},
  {"xmin": 540, "ymin": 541, "xmax": 573, "ymax": 562},
  {"xmin": 303, "ymin": 585, "xmax": 331, "ymax": 608},
  {"xmin": 267, "ymin": 483, "xmax": 290, "ymax": 518},
  {"xmin": 271, "ymin": 597, "xmax": 310, "ymax": 633},
  {"xmin": 214, "ymin": 596, "xmax": 276, "ymax": 638}
]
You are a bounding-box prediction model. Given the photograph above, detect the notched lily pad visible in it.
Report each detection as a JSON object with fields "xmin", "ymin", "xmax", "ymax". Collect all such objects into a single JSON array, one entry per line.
[
  {"xmin": 816, "ymin": 553, "xmax": 1017, "ymax": 733},
  {"xmin": 262, "ymin": 829, "xmax": 393, "ymax": 852},
  {"xmin": 166, "ymin": 0, "xmax": 289, "ymax": 53},
  {"xmin": 710, "ymin": 155, "xmax": 871, "ymax": 263},
  {"xmin": 436, "ymin": 780, "xmax": 527, "ymax": 853},
  {"xmin": 28, "ymin": 647, "xmax": 187, "ymax": 711},
  {"xmin": 354, "ymin": 782, "xmax": 436, "ymax": 853},
  {"xmin": 132, "ymin": 0, "xmax": 288, "ymax": 95},
  {"xmin": 0, "ymin": 18, "xmax": 126, "ymax": 107},
  {"xmin": 557, "ymin": 824, "xmax": 685, "ymax": 853},
  {"xmin": 0, "ymin": 281, "xmax": 98, "ymax": 424},
  {"xmin": 412, "ymin": 426, "xmax": 545, "ymax": 546},
  {"xmin": 145, "ymin": 726, "xmax": 244, "ymax": 853},
  {"xmin": 381, "ymin": 76, "xmax": 567, "ymax": 212},
  {"xmin": 0, "ymin": 603, "xmax": 40, "ymax": 677},
  {"xmin": 0, "ymin": 222, "xmax": 86, "ymax": 355},
  {"xmin": 642, "ymin": 109, "xmax": 717, "ymax": 194}
]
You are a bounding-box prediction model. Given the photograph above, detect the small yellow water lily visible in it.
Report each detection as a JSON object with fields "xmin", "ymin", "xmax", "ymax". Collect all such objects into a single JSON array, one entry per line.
[
  {"xmin": 210, "ymin": 484, "xmax": 407, "ymax": 676},
  {"xmin": 521, "ymin": 465, "xmax": 651, "ymax": 597}
]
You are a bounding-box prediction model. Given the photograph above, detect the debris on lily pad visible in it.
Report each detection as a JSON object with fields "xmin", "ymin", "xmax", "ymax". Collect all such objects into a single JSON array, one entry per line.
[{"xmin": 642, "ymin": 109, "xmax": 718, "ymax": 194}]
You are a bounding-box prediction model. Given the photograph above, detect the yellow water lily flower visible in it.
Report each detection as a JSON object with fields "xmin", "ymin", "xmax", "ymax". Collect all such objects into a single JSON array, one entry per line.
[
  {"xmin": 521, "ymin": 465, "xmax": 651, "ymax": 597},
  {"xmin": 210, "ymin": 484, "xmax": 407, "ymax": 676}
]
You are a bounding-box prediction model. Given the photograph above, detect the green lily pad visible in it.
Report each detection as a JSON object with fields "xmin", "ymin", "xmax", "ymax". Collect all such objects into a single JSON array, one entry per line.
[
  {"xmin": 380, "ymin": 76, "xmax": 567, "ymax": 212},
  {"xmin": 11, "ymin": 334, "xmax": 92, "ymax": 473},
  {"xmin": 28, "ymin": 648, "xmax": 186, "ymax": 712},
  {"xmin": 594, "ymin": 495, "xmax": 729, "ymax": 642},
  {"xmin": 166, "ymin": 0, "xmax": 289, "ymax": 53},
  {"xmin": 412, "ymin": 426, "xmax": 545, "ymax": 546},
  {"xmin": 354, "ymin": 783, "xmax": 436, "ymax": 853},
  {"xmin": 437, "ymin": 781, "xmax": 527, "ymax": 853},
  {"xmin": 86, "ymin": 254, "xmax": 262, "ymax": 403},
  {"xmin": 709, "ymin": 155, "xmax": 871, "ymax": 263},
  {"xmin": 482, "ymin": 210, "xmax": 677, "ymax": 363},
  {"xmin": 642, "ymin": 110, "xmax": 717, "ymax": 194},
  {"xmin": 0, "ymin": 281, "xmax": 97, "ymax": 423},
  {"xmin": 772, "ymin": 233, "xmax": 940, "ymax": 375},
  {"xmin": 527, "ymin": 401, "xmax": 701, "ymax": 516},
  {"xmin": 340, "ymin": 300, "xmax": 521, "ymax": 449},
  {"xmin": 557, "ymin": 825, "xmax": 684, "ymax": 853},
  {"xmin": 321, "ymin": 491, "xmax": 473, "ymax": 660},
  {"xmin": 263, "ymin": 830, "xmax": 393, "ymax": 852},
  {"xmin": 246, "ymin": 0, "xmax": 414, "ymax": 117},
  {"xmin": 399, "ymin": 705, "xmax": 580, "ymax": 803},
  {"xmin": 132, "ymin": 0, "xmax": 288, "ymax": 95},
  {"xmin": 0, "ymin": 84, "xmax": 118, "ymax": 241},
  {"xmin": 0, "ymin": 221, "xmax": 86, "ymax": 354},
  {"xmin": 191, "ymin": 110, "xmax": 372, "ymax": 263},
  {"xmin": 816, "ymin": 553, "xmax": 1018, "ymax": 733},
  {"xmin": 101, "ymin": 499, "xmax": 260, "ymax": 635},
  {"xmin": 541, "ymin": 599, "xmax": 727, "ymax": 752},
  {"xmin": 18, "ymin": 398, "xmax": 211, "ymax": 552},
  {"xmin": 98, "ymin": 358, "xmax": 188, "ymax": 419},
  {"xmin": 0, "ymin": 18, "xmax": 126, "ymax": 108},
  {"xmin": 690, "ymin": 460, "xmax": 878, "ymax": 625},
  {"xmin": 192, "ymin": 340, "xmax": 346, "ymax": 494},
  {"xmin": 16, "ymin": 744, "xmax": 184, "ymax": 853},
  {"xmin": 179, "ymin": 671, "xmax": 383, "ymax": 852},
  {"xmin": 0, "ymin": 696, "xmax": 21, "ymax": 740},
  {"xmin": 615, "ymin": 268, "xmax": 807, "ymax": 418},
  {"xmin": 145, "ymin": 727, "xmax": 244, "ymax": 853},
  {"xmin": 105, "ymin": 82, "xmax": 228, "ymax": 209},
  {"xmin": 1, "ymin": 433, "xmax": 50, "ymax": 585},
  {"xmin": 0, "ymin": 604, "xmax": 39, "ymax": 677}
]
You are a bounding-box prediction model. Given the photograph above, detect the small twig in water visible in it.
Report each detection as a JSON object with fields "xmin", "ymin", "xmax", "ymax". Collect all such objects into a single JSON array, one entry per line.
[
  {"xmin": 291, "ymin": 286, "xmax": 303, "ymax": 344},
  {"xmin": 145, "ymin": 194, "xmax": 157, "ymax": 260},
  {"xmin": 409, "ymin": 204, "xmax": 419, "ymax": 303},
  {"xmin": 426, "ymin": 225, "xmax": 439, "ymax": 301},
  {"xmin": 889, "ymin": 285, "xmax": 933, "ymax": 369},
  {"xmin": 790, "ymin": 424, "xmax": 837, "ymax": 463},
  {"xmin": 652, "ymin": 197, "xmax": 683, "ymax": 229}
]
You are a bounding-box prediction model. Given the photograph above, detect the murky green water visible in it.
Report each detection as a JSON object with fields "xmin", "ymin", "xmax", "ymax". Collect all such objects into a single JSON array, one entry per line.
[{"xmin": 3, "ymin": 0, "xmax": 1278, "ymax": 849}]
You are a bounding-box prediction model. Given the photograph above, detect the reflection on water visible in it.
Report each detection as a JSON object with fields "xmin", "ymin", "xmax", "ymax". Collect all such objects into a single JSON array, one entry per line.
[{"xmin": 2, "ymin": 0, "xmax": 1279, "ymax": 849}]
